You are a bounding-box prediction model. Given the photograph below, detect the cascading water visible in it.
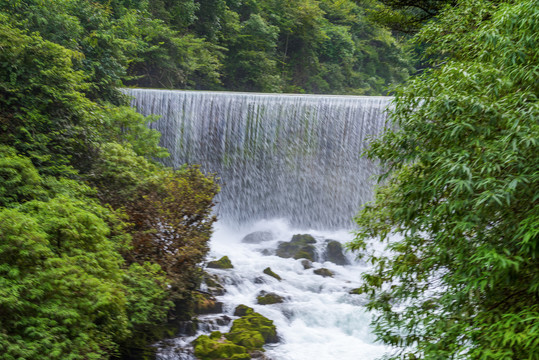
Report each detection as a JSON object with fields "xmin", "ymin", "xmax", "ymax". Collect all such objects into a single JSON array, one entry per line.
[
  {"xmin": 126, "ymin": 89, "xmax": 392, "ymax": 360},
  {"xmin": 127, "ymin": 89, "xmax": 390, "ymax": 229}
]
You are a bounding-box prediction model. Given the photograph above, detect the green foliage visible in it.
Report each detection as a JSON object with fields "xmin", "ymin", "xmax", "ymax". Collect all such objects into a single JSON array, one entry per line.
[
  {"xmin": 101, "ymin": 105, "xmax": 169, "ymax": 159},
  {"xmin": 0, "ymin": 0, "xmax": 413, "ymax": 95},
  {"xmin": 0, "ymin": 202, "xmax": 128, "ymax": 360},
  {"xmin": 0, "ymin": 146, "xmax": 45, "ymax": 206},
  {"xmin": 0, "ymin": 0, "xmax": 129, "ymax": 103},
  {"xmin": 0, "ymin": 19, "xmax": 99, "ymax": 175},
  {"xmin": 88, "ymin": 143, "xmax": 219, "ymax": 299},
  {"xmin": 223, "ymin": 13, "xmax": 281, "ymax": 91},
  {"xmin": 366, "ymin": 0, "xmax": 456, "ymax": 34},
  {"xmin": 122, "ymin": 262, "xmax": 172, "ymax": 329},
  {"xmin": 0, "ymin": 8, "xmax": 219, "ymax": 357},
  {"xmin": 350, "ymin": 0, "xmax": 539, "ymax": 358}
]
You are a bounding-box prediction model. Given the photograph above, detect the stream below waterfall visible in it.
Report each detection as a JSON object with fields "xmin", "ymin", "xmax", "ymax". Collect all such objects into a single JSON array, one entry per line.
[
  {"xmin": 156, "ymin": 219, "xmax": 387, "ymax": 360},
  {"xmin": 127, "ymin": 89, "xmax": 392, "ymax": 359}
]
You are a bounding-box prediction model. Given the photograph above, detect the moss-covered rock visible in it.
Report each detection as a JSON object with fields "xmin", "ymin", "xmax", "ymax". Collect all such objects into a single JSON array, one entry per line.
[
  {"xmin": 207, "ymin": 256, "xmax": 233, "ymax": 269},
  {"xmin": 313, "ymin": 268, "xmax": 334, "ymax": 277},
  {"xmin": 233, "ymin": 304, "xmax": 253, "ymax": 317},
  {"xmin": 276, "ymin": 234, "xmax": 317, "ymax": 261},
  {"xmin": 263, "ymin": 267, "xmax": 281, "ymax": 281},
  {"xmin": 229, "ymin": 306, "xmax": 279, "ymax": 344},
  {"xmin": 225, "ymin": 330, "xmax": 265, "ymax": 349},
  {"xmin": 256, "ymin": 291, "xmax": 284, "ymax": 305},
  {"xmin": 324, "ymin": 240, "xmax": 349, "ymax": 265},
  {"xmin": 193, "ymin": 333, "xmax": 250, "ymax": 360},
  {"xmin": 291, "ymin": 234, "xmax": 317, "ymax": 244},
  {"xmin": 194, "ymin": 305, "xmax": 278, "ymax": 359},
  {"xmin": 349, "ymin": 288, "xmax": 363, "ymax": 295}
]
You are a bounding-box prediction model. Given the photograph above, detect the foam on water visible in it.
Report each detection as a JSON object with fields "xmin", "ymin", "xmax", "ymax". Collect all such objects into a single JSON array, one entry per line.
[{"xmin": 203, "ymin": 219, "xmax": 388, "ymax": 360}]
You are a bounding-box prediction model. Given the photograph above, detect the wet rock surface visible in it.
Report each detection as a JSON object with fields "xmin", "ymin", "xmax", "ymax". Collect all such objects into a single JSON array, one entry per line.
[
  {"xmin": 313, "ymin": 268, "xmax": 334, "ymax": 277},
  {"xmin": 193, "ymin": 292, "xmax": 224, "ymax": 315},
  {"xmin": 242, "ymin": 231, "xmax": 275, "ymax": 244},
  {"xmin": 276, "ymin": 234, "xmax": 317, "ymax": 261},
  {"xmin": 203, "ymin": 273, "xmax": 226, "ymax": 296},
  {"xmin": 262, "ymin": 267, "xmax": 282, "ymax": 281},
  {"xmin": 323, "ymin": 240, "xmax": 349, "ymax": 265},
  {"xmin": 207, "ymin": 256, "xmax": 234, "ymax": 269},
  {"xmin": 256, "ymin": 291, "xmax": 285, "ymax": 305}
]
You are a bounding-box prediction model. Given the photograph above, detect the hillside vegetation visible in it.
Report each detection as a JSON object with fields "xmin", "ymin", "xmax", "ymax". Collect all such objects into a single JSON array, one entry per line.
[
  {"xmin": 351, "ymin": 0, "xmax": 539, "ymax": 358},
  {"xmin": 0, "ymin": 0, "xmax": 413, "ymax": 96}
]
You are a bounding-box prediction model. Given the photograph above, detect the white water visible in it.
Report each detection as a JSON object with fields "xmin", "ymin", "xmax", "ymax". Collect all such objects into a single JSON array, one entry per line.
[
  {"xmin": 126, "ymin": 89, "xmax": 392, "ymax": 359},
  {"xmin": 208, "ymin": 219, "xmax": 388, "ymax": 360},
  {"xmin": 127, "ymin": 89, "xmax": 390, "ymax": 229}
]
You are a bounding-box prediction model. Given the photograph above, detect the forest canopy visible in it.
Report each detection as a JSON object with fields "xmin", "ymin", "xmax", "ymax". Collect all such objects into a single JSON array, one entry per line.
[{"xmin": 0, "ymin": 0, "xmax": 413, "ymax": 96}]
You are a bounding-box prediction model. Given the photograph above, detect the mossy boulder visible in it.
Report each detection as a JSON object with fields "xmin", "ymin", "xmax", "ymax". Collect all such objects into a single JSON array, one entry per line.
[
  {"xmin": 225, "ymin": 330, "xmax": 265, "ymax": 349},
  {"xmin": 324, "ymin": 240, "xmax": 349, "ymax": 265},
  {"xmin": 207, "ymin": 256, "xmax": 233, "ymax": 269},
  {"xmin": 233, "ymin": 304, "xmax": 253, "ymax": 317},
  {"xmin": 263, "ymin": 267, "xmax": 281, "ymax": 281},
  {"xmin": 241, "ymin": 231, "xmax": 274, "ymax": 244},
  {"xmin": 313, "ymin": 268, "xmax": 334, "ymax": 277},
  {"xmin": 229, "ymin": 306, "xmax": 279, "ymax": 344},
  {"xmin": 193, "ymin": 333, "xmax": 250, "ymax": 360},
  {"xmin": 257, "ymin": 291, "xmax": 284, "ymax": 305},
  {"xmin": 194, "ymin": 305, "xmax": 278, "ymax": 359},
  {"xmin": 349, "ymin": 288, "xmax": 363, "ymax": 295},
  {"xmin": 276, "ymin": 234, "xmax": 317, "ymax": 261}
]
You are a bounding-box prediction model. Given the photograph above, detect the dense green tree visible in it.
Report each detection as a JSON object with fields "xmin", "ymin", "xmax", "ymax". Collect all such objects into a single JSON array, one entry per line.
[
  {"xmin": 0, "ymin": 5, "xmax": 219, "ymax": 358},
  {"xmin": 0, "ymin": 18, "xmax": 100, "ymax": 176},
  {"xmin": 365, "ymin": 0, "xmax": 456, "ymax": 33},
  {"xmin": 350, "ymin": 0, "xmax": 539, "ymax": 358},
  {"xmin": 88, "ymin": 144, "xmax": 218, "ymax": 294},
  {"xmin": 0, "ymin": 0, "xmax": 130, "ymax": 103},
  {"xmin": 116, "ymin": 10, "xmax": 223, "ymax": 89},
  {"xmin": 223, "ymin": 13, "xmax": 281, "ymax": 91}
]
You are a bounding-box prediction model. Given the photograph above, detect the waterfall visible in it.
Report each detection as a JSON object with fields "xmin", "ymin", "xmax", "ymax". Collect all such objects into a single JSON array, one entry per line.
[
  {"xmin": 126, "ymin": 89, "xmax": 392, "ymax": 360},
  {"xmin": 126, "ymin": 89, "xmax": 391, "ymax": 229}
]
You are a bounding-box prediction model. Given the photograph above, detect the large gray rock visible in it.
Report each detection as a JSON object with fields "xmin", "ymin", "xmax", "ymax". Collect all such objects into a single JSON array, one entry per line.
[
  {"xmin": 276, "ymin": 234, "xmax": 317, "ymax": 261},
  {"xmin": 241, "ymin": 231, "xmax": 274, "ymax": 244},
  {"xmin": 313, "ymin": 268, "xmax": 334, "ymax": 277},
  {"xmin": 257, "ymin": 291, "xmax": 285, "ymax": 305},
  {"xmin": 323, "ymin": 240, "xmax": 349, "ymax": 265}
]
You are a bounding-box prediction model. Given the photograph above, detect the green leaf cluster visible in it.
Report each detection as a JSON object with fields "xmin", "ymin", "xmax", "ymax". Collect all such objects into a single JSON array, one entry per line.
[
  {"xmin": 1, "ymin": 0, "xmax": 413, "ymax": 95},
  {"xmin": 0, "ymin": 5, "xmax": 219, "ymax": 359},
  {"xmin": 350, "ymin": 0, "xmax": 539, "ymax": 358}
]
